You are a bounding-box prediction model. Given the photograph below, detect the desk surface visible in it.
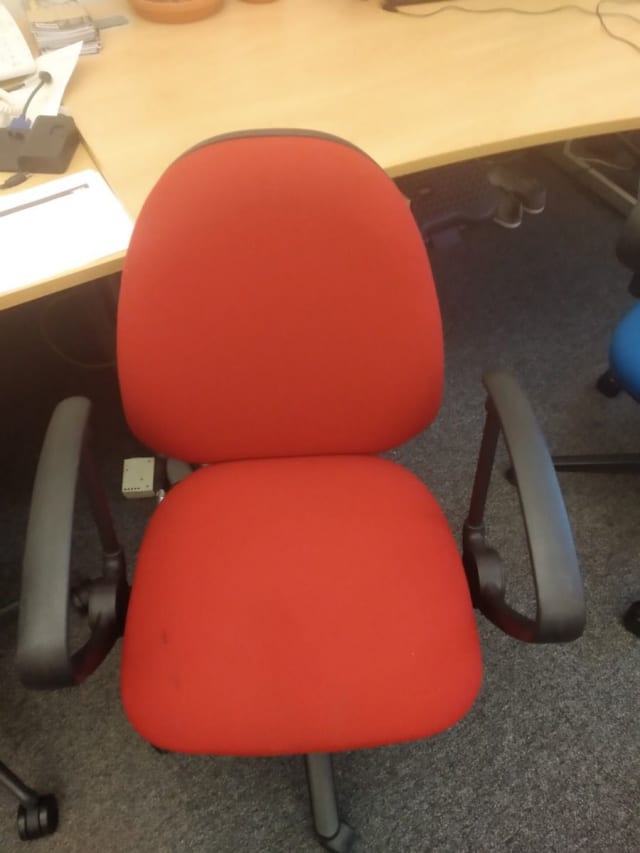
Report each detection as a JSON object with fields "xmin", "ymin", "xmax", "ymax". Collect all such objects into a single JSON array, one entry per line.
[
  {"xmin": 4, "ymin": 0, "xmax": 640, "ymax": 308},
  {"xmin": 69, "ymin": 0, "xmax": 640, "ymax": 218}
]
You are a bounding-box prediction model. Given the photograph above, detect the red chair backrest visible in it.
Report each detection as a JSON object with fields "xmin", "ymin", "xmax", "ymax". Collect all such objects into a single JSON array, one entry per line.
[{"xmin": 117, "ymin": 131, "xmax": 443, "ymax": 462}]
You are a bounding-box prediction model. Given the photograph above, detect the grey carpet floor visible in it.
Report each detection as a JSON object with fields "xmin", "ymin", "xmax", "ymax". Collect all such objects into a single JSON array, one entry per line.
[{"xmin": 0, "ymin": 153, "xmax": 638, "ymax": 852}]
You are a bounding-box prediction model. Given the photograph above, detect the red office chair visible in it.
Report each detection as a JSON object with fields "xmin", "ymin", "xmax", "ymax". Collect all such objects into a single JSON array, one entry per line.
[{"xmin": 17, "ymin": 131, "xmax": 585, "ymax": 852}]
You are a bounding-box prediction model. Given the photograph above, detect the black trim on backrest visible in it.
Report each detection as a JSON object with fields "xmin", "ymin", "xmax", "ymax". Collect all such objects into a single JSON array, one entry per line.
[{"xmin": 177, "ymin": 127, "xmax": 385, "ymax": 174}]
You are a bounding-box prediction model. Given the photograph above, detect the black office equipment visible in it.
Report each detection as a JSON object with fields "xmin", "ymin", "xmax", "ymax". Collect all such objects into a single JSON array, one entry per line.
[
  {"xmin": 0, "ymin": 126, "xmax": 25, "ymax": 172},
  {"xmin": 397, "ymin": 154, "xmax": 547, "ymax": 245},
  {"xmin": 0, "ymin": 115, "xmax": 79, "ymax": 174},
  {"xmin": 397, "ymin": 160, "xmax": 501, "ymax": 245}
]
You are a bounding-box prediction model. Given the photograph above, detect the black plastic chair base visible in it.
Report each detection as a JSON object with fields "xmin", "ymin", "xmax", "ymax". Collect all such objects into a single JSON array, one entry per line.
[
  {"xmin": 17, "ymin": 794, "xmax": 59, "ymax": 841},
  {"xmin": 596, "ymin": 369, "xmax": 622, "ymax": 398},
  {"xmin": 317, "ymin": 821, "xmax": 356, "ymax": 853},
  {"xmin": 304, "ymin": 754, "xmax": 354, "ymax": 852},
  {"xmin": 506, "ymin": 452, "xmax": 640, "ymax": 483},
  {"xmin": 551, "ymin": 454, "xmax": 640, "ymax": 474},
  {"xmin": 623, "ymin": 601, "xmax": 640, "ymax": 637},
  {"xmin": 0, "ymin": 760, "xmax": 58, "ymax": 841}
]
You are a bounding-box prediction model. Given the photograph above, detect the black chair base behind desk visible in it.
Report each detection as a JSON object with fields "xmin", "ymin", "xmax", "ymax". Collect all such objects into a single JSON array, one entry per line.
[{"xmin": 552, "ymin": 370, "xmax": 640, "ymax": 473}]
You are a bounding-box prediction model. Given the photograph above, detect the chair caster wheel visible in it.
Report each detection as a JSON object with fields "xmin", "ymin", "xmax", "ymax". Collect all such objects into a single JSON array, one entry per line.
[
  {"xmin": 17, "ymin": 794, "xmax": 58, "ymax": 840},
  {"xmin": 596, "ymin": 370, "xmax": 621, "ymax": 398},
  {"xmin": 623, "ymin": 600, "xmax": 640, "ymax": 637},
  {"xmin": 318, "ymin": 822, "xmax": 355, "ymax": 853}
]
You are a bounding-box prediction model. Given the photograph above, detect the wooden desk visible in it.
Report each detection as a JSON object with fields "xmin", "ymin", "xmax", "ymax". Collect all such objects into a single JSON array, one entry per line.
[
  {"xmin": 5, "ymin": 0, "xmax": 640, "ymax": 308},
  {"xmin": 68, "ymin": 0, "xmax": 640, "ymax": 219}
]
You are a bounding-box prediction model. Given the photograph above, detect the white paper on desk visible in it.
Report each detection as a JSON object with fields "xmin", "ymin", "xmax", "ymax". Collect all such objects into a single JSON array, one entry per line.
[
  {"xmin": 0, "ymin": 169, "xmax": 132, "ymax": 295},
  {"xmin": 0, "ymin": 41, "xmax": 81, "ymax": 127}
]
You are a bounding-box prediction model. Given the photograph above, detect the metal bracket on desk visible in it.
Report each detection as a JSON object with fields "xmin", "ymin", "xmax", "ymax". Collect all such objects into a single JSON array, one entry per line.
[{"xmin": 546, "ymin": 138, "xmax": 639, "ymax": 217}]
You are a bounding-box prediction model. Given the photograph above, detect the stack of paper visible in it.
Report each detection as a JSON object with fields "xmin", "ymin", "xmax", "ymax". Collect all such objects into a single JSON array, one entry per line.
[
  {"xmin": 26, "ymin": 0, "xmax": 101, "ymax": 55},
  {"xmin": 0, "ymin": 169, "xmax": 133, "ymax": 297},
  {"xmin": 0, "ymin": 42, "xmax": 83, "ymax": 129}
]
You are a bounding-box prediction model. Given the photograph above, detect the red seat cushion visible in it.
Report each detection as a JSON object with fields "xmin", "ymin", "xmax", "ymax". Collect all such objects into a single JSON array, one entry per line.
[{"xmin": 120, "ymin": 455, "xmax": 482, "ymax": 756}]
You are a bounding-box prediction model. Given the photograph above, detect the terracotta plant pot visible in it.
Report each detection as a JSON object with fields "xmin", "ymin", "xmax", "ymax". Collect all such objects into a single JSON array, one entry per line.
[{"xmin": 130, "ymin": 0, "xmax": 224, "ymax": 23}]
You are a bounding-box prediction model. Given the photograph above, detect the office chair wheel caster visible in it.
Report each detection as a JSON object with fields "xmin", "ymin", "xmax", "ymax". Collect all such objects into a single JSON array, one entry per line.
[
  {"xmin": 622, "ymin": 600, "xmax": 640, "ymax": 637},
  {"xmin": 318, "ymin": 821, "xmax": 355, "ymax": 853},
  {"xmin": 17, "ymin": 794, "xmax": 58, "ymax": 840},
  {"xmin": 596, "ymin": 370, "xmax": 621, "ymax": 398}
]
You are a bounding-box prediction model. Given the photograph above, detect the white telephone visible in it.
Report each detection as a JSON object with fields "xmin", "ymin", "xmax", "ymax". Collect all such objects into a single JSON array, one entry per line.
[{"xmin": 0, "ymin": 3, "xmax": 37, "ymax": 83}]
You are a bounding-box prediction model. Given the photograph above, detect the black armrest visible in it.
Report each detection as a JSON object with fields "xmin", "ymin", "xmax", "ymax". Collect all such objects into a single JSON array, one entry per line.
[
  {"xmin": 462, "ymin": 369, "xmax": 586, "ymax": 643},
  {"xmin": 17, "ymin": 397, "xmax": 129, "ymax": 689}
]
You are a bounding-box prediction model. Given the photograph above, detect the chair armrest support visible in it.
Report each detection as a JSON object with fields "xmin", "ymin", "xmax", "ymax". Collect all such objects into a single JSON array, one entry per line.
[
  {"xmin": 18, "ymin": 397, "xmax": 129, "ymax": 689},
  {"xmin": 462, "ymin": 369, "xmax": 586, "ymax": 643}
]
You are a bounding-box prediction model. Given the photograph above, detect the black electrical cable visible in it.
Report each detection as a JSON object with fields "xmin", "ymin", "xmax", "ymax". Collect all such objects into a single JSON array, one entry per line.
[
  {"xmin": 20, "ymin": 70, "xmax": 53, "ymax": 118},
  {"xmin": 596, "ymin": 0, "xmax": 640, "ymax": 53},
  {"xmin": 0, "ymin": 172, "xmax": 29, "ymax": 189},
  {"xmin": 383, "ymin": 1, "xmax": 640, "ymax": 54}
]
